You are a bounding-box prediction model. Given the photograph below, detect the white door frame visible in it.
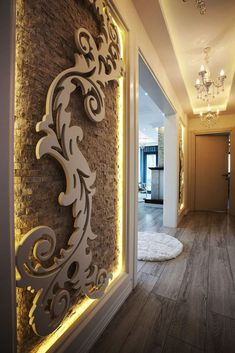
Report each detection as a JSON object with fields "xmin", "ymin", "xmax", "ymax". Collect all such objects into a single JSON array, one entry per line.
[{"xmin": 133, "ymin": 51, "xmax": 179, "ymax": 286}]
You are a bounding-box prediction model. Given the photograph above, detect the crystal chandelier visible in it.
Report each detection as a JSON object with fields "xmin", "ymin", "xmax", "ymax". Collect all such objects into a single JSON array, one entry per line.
[
  {"xmin": 183, "ymin": 0, "xmax": 206, "ymax": 15},
  {"xmin": 199, "ymin": 105, "xmax": 220, "ymax": 127},
  {"xmin": 195, "ymin": 47, "xmax": 226, "ymax": 102}
]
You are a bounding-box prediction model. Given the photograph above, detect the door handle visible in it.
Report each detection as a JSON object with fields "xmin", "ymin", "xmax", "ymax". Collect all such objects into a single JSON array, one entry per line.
[{"xmin": 222, "ymin": 173, "xmax": 230, "ymax": 181}]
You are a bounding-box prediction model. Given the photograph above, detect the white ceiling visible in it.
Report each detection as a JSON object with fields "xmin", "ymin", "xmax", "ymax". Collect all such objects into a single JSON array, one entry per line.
[
  {"xmin": 139, "ymin": 85, "xmax": 164, "ymax": 145},
  {"xmin": 139, "ymin": 56, "xmax": 175, "ymax": 116},
  {"xmin": 133, "ymin": 0, "xmax": 235, "ymax": 118}
]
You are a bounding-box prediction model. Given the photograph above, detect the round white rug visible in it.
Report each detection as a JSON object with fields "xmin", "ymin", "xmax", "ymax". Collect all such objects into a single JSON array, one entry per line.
[{"xmin": 138, "ymin": 232, "xmax": 183, "ymax": 261}]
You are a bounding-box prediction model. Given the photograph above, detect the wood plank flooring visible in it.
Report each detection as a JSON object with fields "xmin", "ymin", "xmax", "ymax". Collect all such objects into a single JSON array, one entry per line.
[{"xmin": 90, "ymin": 204, "xmax": 235, "ymax": 353}]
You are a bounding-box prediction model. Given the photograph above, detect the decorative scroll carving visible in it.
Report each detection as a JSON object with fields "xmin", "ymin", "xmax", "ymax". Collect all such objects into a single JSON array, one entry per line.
[{"xmin": 16, "ymin": 0, "xmax": 124, "ymax": 337}]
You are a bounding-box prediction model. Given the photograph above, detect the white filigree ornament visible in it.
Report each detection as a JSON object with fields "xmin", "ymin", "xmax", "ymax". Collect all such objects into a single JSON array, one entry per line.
[{"xmin": 16, "ymin": 0, "xmax": 124, "ymax": 337}]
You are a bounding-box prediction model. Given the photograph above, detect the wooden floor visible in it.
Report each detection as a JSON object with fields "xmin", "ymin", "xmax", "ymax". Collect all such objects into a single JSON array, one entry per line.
[{"xmin": 90, "ymin": 204, "xmax": 235, "ymax": 353}]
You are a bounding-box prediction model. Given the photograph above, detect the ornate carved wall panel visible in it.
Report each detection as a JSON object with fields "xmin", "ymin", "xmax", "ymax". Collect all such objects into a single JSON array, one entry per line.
[{"xmin": 15, "ymin": 0, "xmax": 125, "ymax": 351}]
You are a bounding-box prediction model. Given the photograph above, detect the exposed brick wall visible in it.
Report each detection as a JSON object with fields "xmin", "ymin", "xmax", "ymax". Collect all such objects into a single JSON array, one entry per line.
[
  {"xmin": 15, "ymin": 0, "xmax": 120, "ymax": 351},
  {"xmin": 158, "ymin": 127, "xmax": 164, "ymax": 167}
]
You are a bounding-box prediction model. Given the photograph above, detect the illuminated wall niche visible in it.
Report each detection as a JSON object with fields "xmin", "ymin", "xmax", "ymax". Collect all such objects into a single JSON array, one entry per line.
[
  {"xmin": 178, "ymin": 121, "xmax": 185, "ymax": 211},
  {"xmin": 15, "ymin": 0, "xmax": 125, "ymax": 351}
]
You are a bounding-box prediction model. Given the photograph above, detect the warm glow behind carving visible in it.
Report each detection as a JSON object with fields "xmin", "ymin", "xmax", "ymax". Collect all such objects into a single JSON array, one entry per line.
[
  {"xmin": 114, "ymin": 15, "xmax": 125, "ymax": 278},
  {"xmin": 115, "ymin": 75, "xmax": 124, "ymax": 277},
  {"xmin": 179, "ymin": 123, "xmax": 185, "ymax": 211}
]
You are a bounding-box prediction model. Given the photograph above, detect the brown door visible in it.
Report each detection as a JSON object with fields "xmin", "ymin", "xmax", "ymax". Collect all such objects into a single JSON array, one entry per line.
[{"xmin": 195, "ymin": 134, "xmax": 229, "ymax": 211}]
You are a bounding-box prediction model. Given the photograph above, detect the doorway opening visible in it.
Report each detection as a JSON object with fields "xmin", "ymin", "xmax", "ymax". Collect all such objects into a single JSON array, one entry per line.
[
  {"xmin": 138, "ymin": 85, "xmax": 164, "ymax": 206},
  {"xmin": 138, "ymin": 57, "xmax": 165, "ymax": 237},
  {"xmin": 137, "ymin": 55, "xmax": 176, "ymax": 267}
]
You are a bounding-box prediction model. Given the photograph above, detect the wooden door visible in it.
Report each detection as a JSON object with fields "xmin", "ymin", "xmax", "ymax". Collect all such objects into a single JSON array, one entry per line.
[{"xmin": 195, "ymin": 134, "xmax": 229, "ymax": 211}]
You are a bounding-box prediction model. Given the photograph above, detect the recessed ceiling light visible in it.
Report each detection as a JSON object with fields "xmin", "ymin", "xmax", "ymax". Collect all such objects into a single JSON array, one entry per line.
[{"xmin": 144, "ymin": 92, "xmax": 148, "ymax": 96}]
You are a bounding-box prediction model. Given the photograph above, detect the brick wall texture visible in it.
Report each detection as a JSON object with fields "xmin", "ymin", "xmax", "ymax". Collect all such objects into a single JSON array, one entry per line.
[
  {"xmin": 15, "ymin": 1, "xmax": 121, "ymax": 351},
  {"xmin": 158, "ymin": 127, "xmax": 164, "ymax": 167}
]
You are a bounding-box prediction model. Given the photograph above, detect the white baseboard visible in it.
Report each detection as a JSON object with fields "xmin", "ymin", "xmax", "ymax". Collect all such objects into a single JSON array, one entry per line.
[{"xmin": 53, "ymin": 273, "xmax": 133, "ymax": 353}]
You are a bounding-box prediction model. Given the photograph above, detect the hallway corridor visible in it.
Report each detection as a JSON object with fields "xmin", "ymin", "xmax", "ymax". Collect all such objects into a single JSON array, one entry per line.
[{"xmin": 90, "ymin": 206, "xmax": 235, "ymax": 353}]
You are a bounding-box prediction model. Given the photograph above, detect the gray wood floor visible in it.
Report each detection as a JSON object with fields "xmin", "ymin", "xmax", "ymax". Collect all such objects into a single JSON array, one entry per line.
[{"xmin": 90, "ymin": 204, "xmax": 235, "ymax": 353}]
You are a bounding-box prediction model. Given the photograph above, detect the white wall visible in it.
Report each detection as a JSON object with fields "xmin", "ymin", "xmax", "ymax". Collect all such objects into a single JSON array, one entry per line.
[
  {"xmin": 189, "ymin": 114, "xmax": 235, "ymax": 131},
  {"xmin": 113, "ymin": 0, "xmax": 187, "ymax": 121},
  {"xmin": 163, "ymin": 114, "xmax": 179, "ymax": 227},
  {"xmin": 112, "ymin": 0, "xmax": 189, "ymax": 230}
]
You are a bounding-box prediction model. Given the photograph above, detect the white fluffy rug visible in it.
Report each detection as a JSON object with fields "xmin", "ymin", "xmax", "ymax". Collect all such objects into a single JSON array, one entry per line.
[{"xmin": 138, "ymin": 232, "xmax": 183, "ymax": 261}]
